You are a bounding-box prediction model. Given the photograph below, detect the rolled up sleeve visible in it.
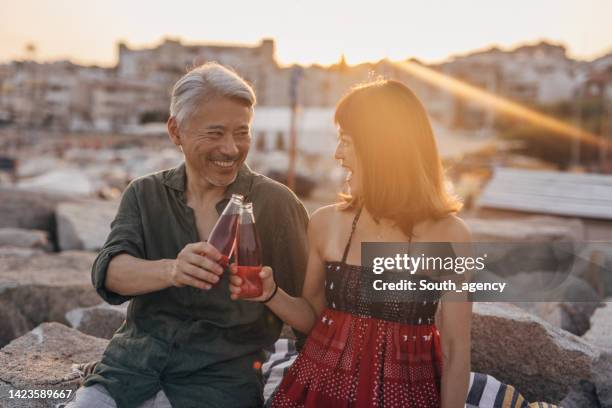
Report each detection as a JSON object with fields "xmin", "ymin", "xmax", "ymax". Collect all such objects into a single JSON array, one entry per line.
[{"xmin": 92, "ymin": 182, "xmax": 145, "ymax": 305}]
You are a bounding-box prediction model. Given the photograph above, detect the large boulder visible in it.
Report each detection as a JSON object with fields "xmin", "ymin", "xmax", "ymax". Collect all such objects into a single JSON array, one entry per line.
[
  {"xmin": 17, "ymin": 167, "xmax": 95, "ymax": 196},
  {"xmin": 583, "ymin": 301, "xmax": 612, "ymax": 351},
  {"xmin": 508, "ymin": 272, "xmax": 602, "ymax": 335},
  {"xmin": 65, "ymin": 303, "xmax": 127, "ymax": 339},
  {"xmin": 0, "ymin": 189, "xmax": 70, "ymax": 234},
  {"xmin": 587, "ymin": 246, "xmax": 612, "ymax": 298},
  {"xmin": 0, "ymin": 251, "xmax": 100, "ymax": 347},
  {"xmin": 0, "ymin": 228, "xmax": 50, "ymax": 251},
  {"xmin": 0, "ymin": 322, "xmax": 108, "ymax": 408},
  {"xmin": 0, "ymin": 246, "xmax": 45, "ymax": 259},
  {"xmin": 592, "ymin": 352, "xmax": 612, "ymax": 408},
  {"xmin": 56, "ymin": 200, "xmax": 118, "ymax": 251},
  {"xmin": 559, "ymin": 379, "xmax": 601, "ymax": 408},
  {"xmin": 465, "ymin": 216, "xmax": 584, "ymax": 242},
  {"xmin": 471, "ymin": 302, "xmax": 609, "ymax": 403},
  {"xmin": 478, "ymin": 243, "xmax": 577, "ymax": 280},
  {"xmin": 514, "ymin": 301, "xmax": 602, "ymax": 336}
]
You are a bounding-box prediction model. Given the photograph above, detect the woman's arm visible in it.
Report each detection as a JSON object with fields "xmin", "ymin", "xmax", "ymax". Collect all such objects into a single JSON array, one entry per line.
[
  {"xmin": 437, "ymin": 216, "xmax": 473, "ymax": 408},
  {"xmin": 229, "ymin": 206, "xmax": 330, "ymax": 334},
  {"xmin": 438, "ymin": 295, "xmax": 472, "ymax": 408},
  {"xmin": 262, "ymin": 234, "xmax": 326, "ymax": 333}
]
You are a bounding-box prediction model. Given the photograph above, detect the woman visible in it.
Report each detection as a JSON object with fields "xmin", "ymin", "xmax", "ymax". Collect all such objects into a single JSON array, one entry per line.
[{"xmin": 230, "ymin": 79, "xmax": 472, "ymax": 407}]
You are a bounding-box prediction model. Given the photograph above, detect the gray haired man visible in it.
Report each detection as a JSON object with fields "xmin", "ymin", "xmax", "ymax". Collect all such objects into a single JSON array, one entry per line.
[{"xmin": 65, "ymin": 63, "xmax": 308, "ymax": 408}]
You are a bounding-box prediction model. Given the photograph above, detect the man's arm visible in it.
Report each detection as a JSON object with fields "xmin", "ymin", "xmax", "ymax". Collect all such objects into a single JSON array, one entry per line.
[
  {"xmin": 93, "ymin": 182, "xmax": 224, "ymax": 304},
  {"xmin": 105, "ymin": 254, "xmax": 174, "ymax": 296},
  {"xmin": 106, "ymin": 242, "xmax": 225, "ymax": 297},
  {"xmin": 438, "ymin": 217, "xmax": 473, "ymax": 408}
]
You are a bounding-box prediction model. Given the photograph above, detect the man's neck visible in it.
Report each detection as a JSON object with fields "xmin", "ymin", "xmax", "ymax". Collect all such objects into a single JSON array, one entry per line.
[{"xmin": 184, "ymin": 164, "xmax": 226, "ymax": 206}]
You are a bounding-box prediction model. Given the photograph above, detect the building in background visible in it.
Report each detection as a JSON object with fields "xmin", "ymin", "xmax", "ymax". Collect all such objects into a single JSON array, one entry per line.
[{"xmin": 2, "ymin": 38, "xmax": 609, "ymax": 135}]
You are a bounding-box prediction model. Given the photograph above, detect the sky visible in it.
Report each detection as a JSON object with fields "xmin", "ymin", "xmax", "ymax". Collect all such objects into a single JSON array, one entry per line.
[{"xmin": 1, "ymin": 0, "xmax": 611, "ymax": 67}]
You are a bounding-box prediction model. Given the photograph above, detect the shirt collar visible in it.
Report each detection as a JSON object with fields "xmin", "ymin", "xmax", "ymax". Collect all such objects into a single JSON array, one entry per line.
[{"xmin": 163, "ymin": 161, "xmax": 255, "ymax": 210}]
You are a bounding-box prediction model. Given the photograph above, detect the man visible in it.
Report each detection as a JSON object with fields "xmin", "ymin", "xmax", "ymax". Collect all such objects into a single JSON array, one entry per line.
[{"xmin": 66, "ymin": 63, "xmax": 308, "ymax": 408}]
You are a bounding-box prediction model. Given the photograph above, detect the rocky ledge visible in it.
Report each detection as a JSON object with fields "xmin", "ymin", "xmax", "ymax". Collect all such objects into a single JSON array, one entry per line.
[{"xmin": 0, "ymin": 322, "xmax": 108, "ymax": 408}]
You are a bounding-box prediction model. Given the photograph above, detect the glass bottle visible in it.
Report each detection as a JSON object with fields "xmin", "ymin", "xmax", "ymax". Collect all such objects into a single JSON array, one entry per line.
[
  {"xmin": 236, "ymin": 202, "xmax": 263, "ymax": 298},
  {"xmin": 207, "ymin": 194, "xmax": 243, "ymax": 286}
]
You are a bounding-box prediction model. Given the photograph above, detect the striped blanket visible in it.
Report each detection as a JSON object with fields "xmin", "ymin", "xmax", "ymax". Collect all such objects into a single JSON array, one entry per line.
[{"xmin": 262, "ymin": 339, "xmax": 559, "ymax": 408}]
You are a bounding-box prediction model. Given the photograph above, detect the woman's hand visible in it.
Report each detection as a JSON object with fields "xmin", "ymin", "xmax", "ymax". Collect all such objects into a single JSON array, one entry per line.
[{"xmin": 228, "ymin": 263, "xmax": 277, "ymax": 301}]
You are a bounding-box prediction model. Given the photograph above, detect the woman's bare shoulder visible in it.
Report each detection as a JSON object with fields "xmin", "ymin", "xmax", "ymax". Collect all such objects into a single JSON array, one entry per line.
[
  {"xmin": 310, "ymin": 203, "xmax": 359, "ymax": 238},
  {"xmin": 310, "ymin": 203, "xmax": 345, "ymax": 230},
  {"xmin": 416, "ymin": 214, "xmax": 472, "ymax": 242}
]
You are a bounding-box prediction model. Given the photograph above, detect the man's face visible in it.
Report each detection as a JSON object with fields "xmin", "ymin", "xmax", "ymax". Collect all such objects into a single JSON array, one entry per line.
[{"xmin": 175, "ymin": 97, "xmax": 253, "ymax": 187}]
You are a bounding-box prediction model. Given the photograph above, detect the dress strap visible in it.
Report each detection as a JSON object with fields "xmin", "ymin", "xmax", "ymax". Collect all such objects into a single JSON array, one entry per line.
[{"xmin": 341, "ymin": 207, "xmax": 363, "ymax": 264}]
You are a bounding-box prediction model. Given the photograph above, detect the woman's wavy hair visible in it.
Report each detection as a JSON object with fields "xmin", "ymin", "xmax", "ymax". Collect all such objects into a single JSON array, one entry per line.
[{"xmin": 334, "ymin": 79, "xmax": 462, "ymax": 237}]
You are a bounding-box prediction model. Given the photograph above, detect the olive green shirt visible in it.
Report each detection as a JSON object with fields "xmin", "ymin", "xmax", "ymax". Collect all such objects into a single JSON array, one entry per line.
[{"xmin": 83, "ymin": 162, "xmax": 308, "ymax": 408}]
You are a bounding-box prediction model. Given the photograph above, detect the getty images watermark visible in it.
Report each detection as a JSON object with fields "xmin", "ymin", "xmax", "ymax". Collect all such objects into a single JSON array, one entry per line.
[
  {"xmin": 361, "ymin": 242, "xmax": 611, "ymax": 302},
  {"xmin": 370, "ymin": 251, "xmax": 507, "ymax": 294}
]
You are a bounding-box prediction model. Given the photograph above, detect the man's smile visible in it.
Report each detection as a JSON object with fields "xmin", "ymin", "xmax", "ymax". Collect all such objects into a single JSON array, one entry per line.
[{"xmin": 210, "ymin": 159, "xmax": 237, "ymax": 169}]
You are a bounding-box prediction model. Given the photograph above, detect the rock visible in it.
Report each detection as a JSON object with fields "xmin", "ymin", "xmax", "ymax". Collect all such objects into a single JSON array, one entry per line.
[
  {"xmin": 584, "ymin": 301, "xmax": 612, "ymax": 351},
  {"xmin": 0, "ymin": 247, "xmax": 45, "ymax": 258},
  {"xmin": 0, "ymin": 298, "xmax": 29, "ymax": 352},
  {"xmin": 16, "ymin": 156, "xmax": 62, "ymax": 179},
  {"xmin": 592, "ymin": 351, "xmax": 612, "ymax": 408},
  {"xmin": 481, "ymin": 268, "xmax": 604, "ymax": 336},
  {"xmin": 472, "ymin": 302, "xmax": 599, "ymax": 403},
  {"xmin": 473, "ymin": 242, "xmax": 576, "ymax": 280},
  {"xmin": 65, "ymin": 303, "xmax": 127, "ymax": 339},
  {"xmin": 490, "ymin": 268, "xmax": 600, "ymax": 300},
  {"xmin": 586, "ymin": 246, "xmax": 612, "ymax": 298},
  {"xmin": 0, "ymin": 322, "xmax": 108, "ymax": 408},
  {"xmin": 465, "ymin": 216, "xmax": 584, "ymax": 242},
  {"xmin": 56, "ymin": 200, "xmax": 118, "ymax": 251},
  {"xmin": 559, "ymin": 379, "xmax": 600, "ymax": 408},
  {"xmin": 0, "ymin": 228, "xmax": 50, "ymax": 250},
  {"xmin": 0, "ymin": 251, "xmax": 100, "ymax": 347},
  {"xmin": 570, "ymin": 244, "xmax": 610, "ymax": 299},
  {"xmin": 0, "ymin": 189, "xmax": 70, "ymax": 235},
  {"xmin": 509, "ymin": 272, "xmax": 602, "ymax": 336},
  {"xmin": 562, "ymin": 351, "xmax": 612, "ymax": 408},
  {"xmin": 17, "ymin": 167, "xmax": 95, "ymax": 196},
  {"xmin": 515, "ymin": 301, "xmax": 602, "ymax": 336}
]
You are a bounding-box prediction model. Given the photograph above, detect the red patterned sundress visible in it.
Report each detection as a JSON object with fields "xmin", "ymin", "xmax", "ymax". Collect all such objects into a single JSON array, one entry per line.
[{"xmin": 271, "ymin": 208, "xmax": 444, "ymax": 407}]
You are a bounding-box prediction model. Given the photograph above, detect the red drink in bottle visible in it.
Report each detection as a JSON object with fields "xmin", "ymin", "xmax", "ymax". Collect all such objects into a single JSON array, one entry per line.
[
  {"xmin": 236, "ymin": 202, "xmax": 263, "ymax": 298},
  {"xmin": 207, "ymin": 194, "xmax": 243, "ymax": 285}
]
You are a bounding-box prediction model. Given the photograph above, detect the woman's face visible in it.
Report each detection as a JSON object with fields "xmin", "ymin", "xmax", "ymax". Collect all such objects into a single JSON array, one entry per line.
[{"xmin": 334, "ymin": 128, "xmax": 361, "ymax": 196}]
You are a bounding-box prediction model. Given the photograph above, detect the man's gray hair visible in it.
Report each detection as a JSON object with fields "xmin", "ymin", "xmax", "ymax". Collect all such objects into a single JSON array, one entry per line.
[{"xmin": 170, "ymin": 62, "xmax": 256, "ymax": 126}]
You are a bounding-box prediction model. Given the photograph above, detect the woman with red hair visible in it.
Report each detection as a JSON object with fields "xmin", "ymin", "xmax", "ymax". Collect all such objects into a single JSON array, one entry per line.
[{"xmin": 231, "ymin": 79, "xmax": 472, "ymax": 407}]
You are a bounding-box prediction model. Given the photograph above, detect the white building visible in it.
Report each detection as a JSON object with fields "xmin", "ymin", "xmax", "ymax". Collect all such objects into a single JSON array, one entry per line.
[
  {"xmin": 250, "ymin": 106, "xmax": 492, "ymax": 159},
  {"xmin": 441, "ymin": 42, "xmax": 585, "ymax": 105},
  {"xmin": 117, "ymin": 37, "xmax": 283, "ymax": 106},
  {"xmin": 0, "ymin": 39, "xmax": 606, "ymax": 134}
]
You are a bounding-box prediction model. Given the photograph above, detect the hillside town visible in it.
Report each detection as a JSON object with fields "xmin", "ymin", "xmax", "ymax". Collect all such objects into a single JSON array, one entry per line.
[
  {"xmin": 1, "ymin": 38, "xmax": 610, "ymax": 133},
  {"xmin": 1, "ymin": 38, "xmax": 611, "ymax": 197},
  {"xmin": 0, "ymin": 36, "xmax": 611, "ymax": 407}
]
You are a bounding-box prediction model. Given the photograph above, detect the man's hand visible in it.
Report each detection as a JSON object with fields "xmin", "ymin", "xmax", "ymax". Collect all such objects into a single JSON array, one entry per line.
[{"xmin": 168, "ymin": 242, "xmax": 224, "ymax": 290}]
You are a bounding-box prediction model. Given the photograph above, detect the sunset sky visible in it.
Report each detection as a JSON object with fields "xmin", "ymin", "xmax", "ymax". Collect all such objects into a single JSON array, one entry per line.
[{"xmin": 1, "ymin": 0, "xmax": 611, "ymax": 67}]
